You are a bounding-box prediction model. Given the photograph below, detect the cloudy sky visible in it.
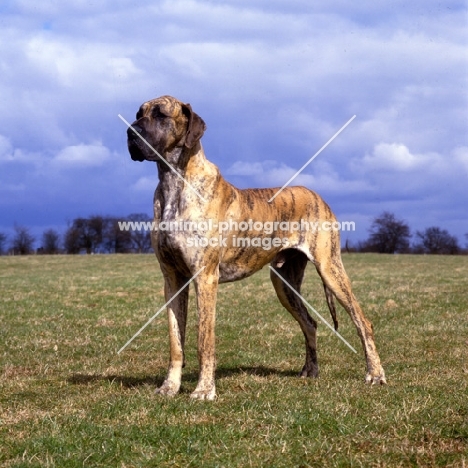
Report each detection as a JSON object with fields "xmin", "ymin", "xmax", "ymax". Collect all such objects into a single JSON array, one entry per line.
[{"xmin": 0, "ymin": 0, "xmax": 467, "ymax": 247}]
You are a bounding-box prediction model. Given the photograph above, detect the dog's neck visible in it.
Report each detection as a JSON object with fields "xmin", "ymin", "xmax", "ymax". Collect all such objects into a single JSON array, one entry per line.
[
  {"xmin": 155, "ymin": 142, "xmax": 219, "ymax": 220},
  {"xmin": 156, "ymin": 141, "xmax": 198, "ymax": 175}
]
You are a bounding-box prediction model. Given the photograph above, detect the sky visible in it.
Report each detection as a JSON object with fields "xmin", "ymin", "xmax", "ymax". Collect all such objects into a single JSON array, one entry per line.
[{"xmin": 0, "ymin": 0, "xmax": 467, "ymax": 248}]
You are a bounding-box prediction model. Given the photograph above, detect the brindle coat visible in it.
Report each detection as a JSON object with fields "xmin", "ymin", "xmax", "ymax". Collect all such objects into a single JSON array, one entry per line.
[{"xmin": 127, "ymin": 95, "xmax": 386, "ymax": 400}]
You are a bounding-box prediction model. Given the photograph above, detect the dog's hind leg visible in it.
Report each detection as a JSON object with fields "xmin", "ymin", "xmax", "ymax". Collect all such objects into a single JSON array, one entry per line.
[
  {"xmin": 314, "ymin": 247, "xmax": 386, "ymax": 385},
  {"xmin": 156, "ymin": 271, "xmax": 189, "ymax": 397},
  {"xmin": 323, "ymin": 284, "xmax": 338, "ymax": 330},
  {"xmin": 270, "ymin": 250, "xmax": 319, "ymax": 378}
]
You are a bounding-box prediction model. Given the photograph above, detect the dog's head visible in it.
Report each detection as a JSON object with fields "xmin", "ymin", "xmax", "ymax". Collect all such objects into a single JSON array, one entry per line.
[{"xmin": 127, "ymin": 95, "xmax": 206, "ymax": 162}]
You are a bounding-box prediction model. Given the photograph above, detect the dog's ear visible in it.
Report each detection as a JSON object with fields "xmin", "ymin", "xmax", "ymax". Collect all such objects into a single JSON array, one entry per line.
[{"xmin": 182, "ymin": 103, "xmax": 206, "ymax": 148}]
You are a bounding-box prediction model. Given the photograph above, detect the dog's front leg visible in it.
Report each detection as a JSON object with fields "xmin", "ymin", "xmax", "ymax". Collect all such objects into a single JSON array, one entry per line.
[
  {"xmin": 156, "ymin": 271, "xmax": 189, "ymax": 397},
  {"xmin": 191, "ymin": 267, "xmax": 219, "ymax": 401}
]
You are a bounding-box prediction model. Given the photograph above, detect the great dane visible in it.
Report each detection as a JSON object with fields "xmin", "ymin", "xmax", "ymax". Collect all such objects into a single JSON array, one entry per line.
[{"xmin": 126, "ymin": 95, "xmax": 386, "ymax": 400}]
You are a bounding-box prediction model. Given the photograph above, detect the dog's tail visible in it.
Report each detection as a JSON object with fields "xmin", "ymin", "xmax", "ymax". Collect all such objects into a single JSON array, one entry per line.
[{"xmin": 323, "ymin": 284, "xmax": 338, "ymax": 330}]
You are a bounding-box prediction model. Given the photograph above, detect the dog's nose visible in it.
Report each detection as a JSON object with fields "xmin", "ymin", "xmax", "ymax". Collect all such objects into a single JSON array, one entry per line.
[{"xmin": 127, "ymin": 123, "xmax": 143, "ymax": 139}]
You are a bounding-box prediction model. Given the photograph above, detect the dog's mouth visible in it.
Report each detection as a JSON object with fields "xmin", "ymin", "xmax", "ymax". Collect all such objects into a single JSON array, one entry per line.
[
  {"xmin": 128, "ymin": 139, "xmax": 146, "ymax": 162},
  {"xmin": 128, "ymin": 138, "xmax": 164, "ymax": 163},
  {"xmin": 127, "ymin": 124, "xmax": 164, "ymax": 162},
  {"xmin": 127, "ymin": 123, "xmax": 149, "ymax": 162}
]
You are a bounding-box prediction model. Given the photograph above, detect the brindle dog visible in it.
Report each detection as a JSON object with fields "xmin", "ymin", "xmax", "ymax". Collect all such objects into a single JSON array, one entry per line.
[{"xmin": 127, "ymin": 95, "xmax": 386, "ymax": 400}]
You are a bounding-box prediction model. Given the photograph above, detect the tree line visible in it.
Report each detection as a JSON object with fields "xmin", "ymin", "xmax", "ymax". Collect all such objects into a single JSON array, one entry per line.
[
  {"xmin": 0, "ymin": 214, "xmax": 153, "ymax": 255},
  {"xmin": 0, "ymin": 211, "xmax": 466, "ymax": 255},
  {"xmin": 348, "ymin": 211, "xmax": 465, "ymax": 255}
]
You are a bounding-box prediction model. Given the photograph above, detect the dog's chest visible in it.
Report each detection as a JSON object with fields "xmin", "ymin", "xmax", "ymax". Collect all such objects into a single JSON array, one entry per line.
[
  {"xmin": 155, "ymin": 229, "xmax": 192, "ymax": 273},
  {"xmin": 154, "ymin": 211, "xmax": 211, "ymax": 267}
]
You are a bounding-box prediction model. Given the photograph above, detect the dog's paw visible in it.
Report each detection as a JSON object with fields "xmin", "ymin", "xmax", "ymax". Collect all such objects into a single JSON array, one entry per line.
[
  {"xmin": 156, "ymin": 380, "xmax": 179, "ymax": 397},
  {"xmin": 299, "ymin": 363, "xmax": 319, "ymax": 378},
  {"xmin": 190, "ymin": 387, "xmax": 216, "ymax": 401},
  {"xmin": 365, "ymin": 367, "xmax": 387, "ymax": 385}
]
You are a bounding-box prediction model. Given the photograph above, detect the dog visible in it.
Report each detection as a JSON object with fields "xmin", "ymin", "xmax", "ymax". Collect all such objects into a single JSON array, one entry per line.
[{"xmin": 127, "ymin": 95, "xmax": 386, "ymax": 400}]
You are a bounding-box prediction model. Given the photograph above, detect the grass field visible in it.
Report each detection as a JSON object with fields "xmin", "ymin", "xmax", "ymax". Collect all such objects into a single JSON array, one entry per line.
[{"xmin": 1, "ymin": 253, "xmax": 467, "ymax": 467}]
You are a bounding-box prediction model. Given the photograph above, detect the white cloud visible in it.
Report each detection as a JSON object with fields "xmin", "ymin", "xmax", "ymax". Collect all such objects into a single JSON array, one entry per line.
[
  {"xmin": 25, "ymin": 35, "xmax": 141, "ymax": 92},
  {"xmin": 361, "ymin": 143, "xmax": 425, "ymax": 171},
  {"xmin": 346, "ymin": 142, "xmax": 468, "ymax": 205},
  {"xmin": 53, "ymin": 143, "xmax": 111, "ymax": 168},
  {"xmin": 453, "ymin": 146, "xmax": 468, "ymax": 174},
  {"xmin": 361, "ymin": 143, "xmax": 452, "ymax": 176},
  {"xmin": 0, "ymin": 135, "xmax": 45, "ymax": 166},
  {"xmin": 226, "ymin": 161, "xmax": 267, "ymax": 176},
  {"xmin": 225, "ymin": 158, "xmax": 367, "ymax": 194}
]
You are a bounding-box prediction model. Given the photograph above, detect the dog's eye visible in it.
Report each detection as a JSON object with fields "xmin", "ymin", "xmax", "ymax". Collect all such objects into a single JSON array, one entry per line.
[{"xmin": 136, "ymin": 109, "xmax": 143, "ymax": 120}]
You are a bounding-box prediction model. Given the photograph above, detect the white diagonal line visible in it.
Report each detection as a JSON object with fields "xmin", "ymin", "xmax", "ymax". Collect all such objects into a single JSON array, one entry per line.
[
  {"xmin": 269, "ymin": 266, "xmax": 357, "ymax": 353},
  {"xmin": 118, "ymin": 114, "xmax": 207, "ymax": 203},
  {"xmin": 268, "ymin": 115, "xmax": 356, "ymax": 203},
  {"xmin": 117, "ymin": 266, "xmax": 206, "ymax": 354}
]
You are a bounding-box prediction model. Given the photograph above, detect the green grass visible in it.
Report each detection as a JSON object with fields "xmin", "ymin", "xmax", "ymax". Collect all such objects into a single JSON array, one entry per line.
[{"xmin": 1, "ymin": 253, "xmax": 467, "ymax": 467}]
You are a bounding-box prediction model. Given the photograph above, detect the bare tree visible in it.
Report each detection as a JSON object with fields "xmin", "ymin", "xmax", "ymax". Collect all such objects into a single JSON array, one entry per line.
[
  {"xmin": 0, "ymin": 232, "xmax": 7, "ymax": 255},
  {"xmin": 64, "ymin": 216, "xmax": 104, "ymax": 254},
  {"xmin": 415, "ymin": 227, "xmax": 459, "ymax": 254},
  {"xmin": 64, "ymin": 225, "xmax": 81, "ymax": 254},
  {"xmin": 42, "ymin": 229, "xmax": 61, "ymax": 254},
  {"xmin": 11, "ymin": 225, "xmax": 35, "ymax": 255},
  {"xmin": 127, "ymin": 213, "xmax": 153, "ymax": 253},
  {"xmin": 365, "ymin": 212, "xmax": 411, "ymax": 254},
  {"xmin": 102, "ymin": 217, "xmax": 133, "ymax": 253},
  {"xmin": 87, "ymin": 215, "xmax": 104, "ymax": 252}
]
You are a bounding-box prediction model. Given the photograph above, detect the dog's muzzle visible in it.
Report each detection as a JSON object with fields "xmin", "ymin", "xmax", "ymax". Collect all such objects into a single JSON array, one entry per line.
[{"xmin": 127, "ymin": 124, "xmax": 146, "ymax": 162}]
